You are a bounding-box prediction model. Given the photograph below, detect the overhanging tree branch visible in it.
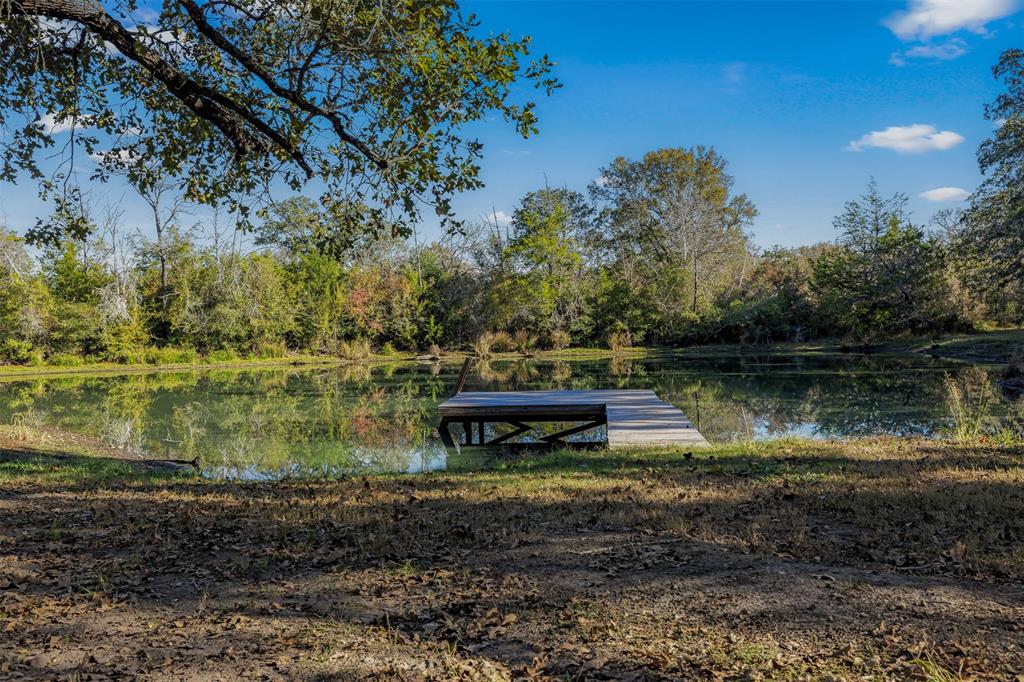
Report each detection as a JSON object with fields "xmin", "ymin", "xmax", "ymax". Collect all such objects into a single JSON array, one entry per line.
[
  {"xmin": 175, "ymin": 0, "xmax": 387, "ymax": 170},
  {"xmin": 10, "ymin": 0, "xmax": 313, "ymax": 176}
]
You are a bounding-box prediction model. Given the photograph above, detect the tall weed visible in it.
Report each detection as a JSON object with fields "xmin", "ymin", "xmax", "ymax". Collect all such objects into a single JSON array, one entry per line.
[
  {"xmin": 338, "ymin": 338, "xmax": 372, "ymax": 361},
  {"xmin": 942, "ymin": 368, "xmax": 993, "ymax": 442},
  {"xmin": 490, "ymin": 331, "xmax": 514, "ymax": 352},
  {"xmin": 548, "ymin": 329, "xmax": 571, "ymax": 351},
  {"xmin": 473, "ymin": 331, "xmax": 495, "ymax": 359},
  {"xmin": 513, "ymin": 330, "xmax": 537, "ymax": 355},
  {"xmin": 608, "ymin": 329, "xmax": 632, "ymax": 353}
]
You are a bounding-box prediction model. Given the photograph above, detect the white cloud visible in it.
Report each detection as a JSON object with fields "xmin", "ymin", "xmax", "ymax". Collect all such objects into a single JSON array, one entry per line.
[
  {"xmin": 89, "ymin": 149, "xmax": 139, "ymax": 165},
  {"xmin": 33, "ymin": 112, "xmax": 94, "ymax": 135},
  {"xmin": 485, "ymin": 210, "xmax": 512, "ymax": 227},
  {"xmin": 37, "ymin": 16, "xmax": 119, "ymax": 55},
  {"xmin": 593, "ymin": 175, "xmax": 609, "ymax": 187},
  {"xmin": 845, "ymin": 124, "xmax": 964, "ymax": 153},
  {"xmin": 890, "ymin": 38, "xmax": 967, "ymax": 65},
  {"xmin": 885, "ymin": 0, "xmax": 1020, "ymax": 40},
  {"xmin": 919, "ymin": 186, "xmax": 970, "ymax": 201},
  {"xmin": 134, "ymin": 26, "xmax": 184, "ymax": 48},
  {"xmin": 905, "ymin": 39, "xmax": 968, "ymax": 59}
]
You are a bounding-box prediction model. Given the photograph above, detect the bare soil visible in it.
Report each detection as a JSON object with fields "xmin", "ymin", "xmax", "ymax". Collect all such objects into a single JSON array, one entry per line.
[{"xmin": 1, "ymin": 436, "xmax": 1023, "ymax": 680}]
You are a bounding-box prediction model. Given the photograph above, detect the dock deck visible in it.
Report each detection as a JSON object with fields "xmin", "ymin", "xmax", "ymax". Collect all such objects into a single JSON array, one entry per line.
[{"xmin": 438, "ymin": 389, "xmax": 707, "ymax": 449}]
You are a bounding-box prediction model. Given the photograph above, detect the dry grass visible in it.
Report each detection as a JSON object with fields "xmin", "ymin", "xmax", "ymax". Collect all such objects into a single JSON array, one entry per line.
[
  {"xmin": 942, "ymin": 367, "xmax": 994, "ymax": 441},
  {"xmin": 548, "ymin": 330, "xmax": 571, "ymax": 351},
  {"xmin": 1, "ymin": 436, "xmax": 1023, "ymax": 679},
  {"xmin": 513, "ymin": 330, "xmax": 538, "ymax": 355},
  {"xmin": 472, "ymin": 331, "xmax": 495, "ymax": 359},
  {"xmin": 608, "ymin": 329, "xmax": 632, "ymax": 353},
  {"xmin": 338, "ymin": 338, "xmax": 373, "ymax": 361},
  {"xmin": 490, "ymin": 331, "xmax": 514, "ymax": 353}
]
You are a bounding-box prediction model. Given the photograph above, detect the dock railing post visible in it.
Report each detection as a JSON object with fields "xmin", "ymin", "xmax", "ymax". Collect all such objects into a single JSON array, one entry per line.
[{"xmin": 453, "ymin": 357, "xmax": 473, "ymax": 395}]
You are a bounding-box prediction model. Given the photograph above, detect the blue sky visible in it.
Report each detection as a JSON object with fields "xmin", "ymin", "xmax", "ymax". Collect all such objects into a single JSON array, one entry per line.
[
  {"xmin": 1, "ymin": 0, "xmax": 1021, "ymax": 249},
  {"xmin": 455, "ymin": 0, "xmax": 1022, "ymax": 247}
]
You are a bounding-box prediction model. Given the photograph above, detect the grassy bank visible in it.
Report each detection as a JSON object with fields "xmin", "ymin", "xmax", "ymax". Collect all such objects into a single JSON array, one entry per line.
[
  {"xmin": 663, "ymin": 328, "xmax": 1024, "ymax": 365},
  {"xmin": 0, "ymin": 346, "xmax": 653, "ymax": 380},
  {"xmin": 896, "ymin": 327, "xmax": 1024, "ymax": 364},
  {"xmin": 2, "ymin": 435, "xmax": 1023, "ymax": 679}
]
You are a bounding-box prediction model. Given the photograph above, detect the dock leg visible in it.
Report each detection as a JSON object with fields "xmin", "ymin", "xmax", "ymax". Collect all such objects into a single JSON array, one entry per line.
[
  {"xmin": 463, "ymin": 420, "xmax": 472, "ymax": 445},
  {"xmin": 478, "ymin": 421, "xmax": 486, "ymax": 445},
  {"xmin": 438, "ymin": 418, "xmax": 455, "ymax": 448}
]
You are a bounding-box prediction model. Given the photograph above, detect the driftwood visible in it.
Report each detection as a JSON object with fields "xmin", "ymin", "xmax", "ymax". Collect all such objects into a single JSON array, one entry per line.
[{"xmin": 136, "ymin": 456, "xmax": 201, "ymax": 472}]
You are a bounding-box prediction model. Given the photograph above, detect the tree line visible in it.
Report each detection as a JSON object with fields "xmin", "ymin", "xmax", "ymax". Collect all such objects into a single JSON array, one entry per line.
[{"xmin": 1, "ymin": 136, "xmax": 1021, "ymax": 365}]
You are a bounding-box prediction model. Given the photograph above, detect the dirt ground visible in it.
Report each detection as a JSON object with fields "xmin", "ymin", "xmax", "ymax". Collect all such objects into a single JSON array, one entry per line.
[{"xmin": 1, "ymin": 436, "xmax": 1023, "ymax": 680}]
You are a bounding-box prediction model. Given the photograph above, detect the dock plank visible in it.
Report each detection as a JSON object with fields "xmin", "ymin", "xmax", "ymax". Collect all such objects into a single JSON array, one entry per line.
[{"xmin": 438, "ymin": 389, "xmax": 707, "ymax": 449}]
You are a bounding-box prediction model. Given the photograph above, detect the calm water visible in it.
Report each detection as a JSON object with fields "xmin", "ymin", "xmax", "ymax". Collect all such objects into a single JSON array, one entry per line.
[{"xmin": 1, "ymin": 353, "xmax": 1021, "ymax": 478}]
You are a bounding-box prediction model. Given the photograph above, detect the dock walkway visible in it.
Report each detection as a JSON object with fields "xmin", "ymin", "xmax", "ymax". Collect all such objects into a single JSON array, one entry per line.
[{"xmin": 438, "ymin": 389, "xmax": 707, "ymax": 449}]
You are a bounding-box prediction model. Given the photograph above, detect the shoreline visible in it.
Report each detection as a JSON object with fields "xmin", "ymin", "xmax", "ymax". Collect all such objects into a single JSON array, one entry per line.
[{"xmin": 0, "ymin": 327, "xmax": 1019, "ymax": 381}]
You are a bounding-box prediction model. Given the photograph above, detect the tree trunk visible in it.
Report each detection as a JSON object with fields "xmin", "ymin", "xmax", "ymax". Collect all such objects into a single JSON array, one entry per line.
[{"xmin": 692, "ymin": 252, "xmax": 699, "ymax": 314}]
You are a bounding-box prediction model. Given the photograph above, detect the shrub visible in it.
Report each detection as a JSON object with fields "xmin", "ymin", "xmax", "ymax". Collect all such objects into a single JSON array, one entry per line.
[
  {"xmin": 99, "ymin": 320, "xmax": 148, "ymax": 364},
  {"xmin": 429, "ymin": 343, "xmax": 442, "ymax": 357},
  {"xmin": 207, "ymin": 348, "xmax": 240, "ymax": 363},
  {"xmin": 48, "ymin": 353, "xmax": 84, "ymax": 367},
  {"xmin": 257, "ymin": 341, "xmax": 287, "ymax": 359},
  {"xmin": 380, "ymin": 342, "xmax": 396, "ymax": 356},
  {"xmin": 0, "ymin": 339, "xmax": 34, "ymax": 365},
  {"xmin": 338, "ymin": 338, "xmax": 372, "ymax": 361},
  {"xmin": 115, "ymin": 350, "xmax": 146, "ymax": 365},
  {"xmin": 608, "ymin": 329, "xmax": 632, "ymax": 353},
  {"xmin": 490, "ymin": 330, "xmax": 514, "ymax": 352},
  {"xmin": 548, "ymin": 329, "xmax": 571, "ymax": 351},
  {"xmin": 513, "ymin": 330, "xmax": 537, "ymax": 355},
  {"xmin": 473, "ymin": 331, "xmax": 494, "ymax": 359},
  {"xmin": 144, "ymin": 347, "xmax": 199, "ymax": 365}
]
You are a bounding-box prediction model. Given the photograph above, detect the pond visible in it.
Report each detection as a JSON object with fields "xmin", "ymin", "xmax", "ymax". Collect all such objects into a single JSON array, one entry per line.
[{"xmin": 1, "ymin": 352, "xmax": 1021, "ymax": 479}]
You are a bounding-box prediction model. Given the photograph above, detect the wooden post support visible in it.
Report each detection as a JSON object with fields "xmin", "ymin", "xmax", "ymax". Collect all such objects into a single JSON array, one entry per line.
[{"xmin": 453, "ymin": 357, "xmax": 473, "ymax": 395}]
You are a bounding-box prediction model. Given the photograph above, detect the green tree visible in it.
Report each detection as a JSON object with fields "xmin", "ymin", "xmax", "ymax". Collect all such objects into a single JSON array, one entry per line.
[
  {"xmin": 812, "ymin": 182, "xmax": 959, "ymax": 343},
  {"xmin": 965, "ymin": 48, "xmax": 1024, "ymax": 317},
  {"xmin": 166, "ymin": 247, "xmax": 294, "ymax": 352},
  {"xmin": 715, "ymin": 245, "xmax": 825, "ymax": 344},
  {"xmin": 0, "ymin": 230, "xmax": 51, "ymax": 362},
  {"xmin": 39, "ymin": 234, "xmax": 112, "ymax": 356},
  {"xmin": 512, "ymin": 187, "xmax": 595, "ymax": 247},
  {"xmin": 287, "ymin": 251, "xmax": 347, "ymax": 352},
  {"xmin": 2, "ymin": 0, "xmax": 557, "ymax": 243},
  {"xmin": 44, "ymin": 240, "xmax": 111, "ymax": 305},
  {"xmin": 590, "ymin": 146, "xmax": 755, "ymax": 342},
  {"xmin": 256, "ymin": 197, "xmax": 393, "ymax": 260},
  {"xmin": 414, "ymin": 242, "xmax": 487, "ymax": 347},
  {"xmin": 491, "ymin": 191, "xmax": 590, "ymax": 337}
]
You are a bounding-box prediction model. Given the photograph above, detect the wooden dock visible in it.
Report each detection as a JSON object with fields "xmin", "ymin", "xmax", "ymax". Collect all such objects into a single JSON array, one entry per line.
[{"xmin": 437, "ymin": 389, "xmax": 707, "ymax": 449}]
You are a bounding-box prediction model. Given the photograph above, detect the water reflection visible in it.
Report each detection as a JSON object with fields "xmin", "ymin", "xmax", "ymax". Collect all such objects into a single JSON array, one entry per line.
[{"xmin": 0, "ymin": 353, "xmax": 1020, "ymax": 478}]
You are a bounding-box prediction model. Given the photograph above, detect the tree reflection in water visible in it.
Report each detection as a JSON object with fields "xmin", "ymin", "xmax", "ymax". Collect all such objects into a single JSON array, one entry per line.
[{"xmin": 0, "ymin": 352, "xmax": 1020, "ymax": 478}]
